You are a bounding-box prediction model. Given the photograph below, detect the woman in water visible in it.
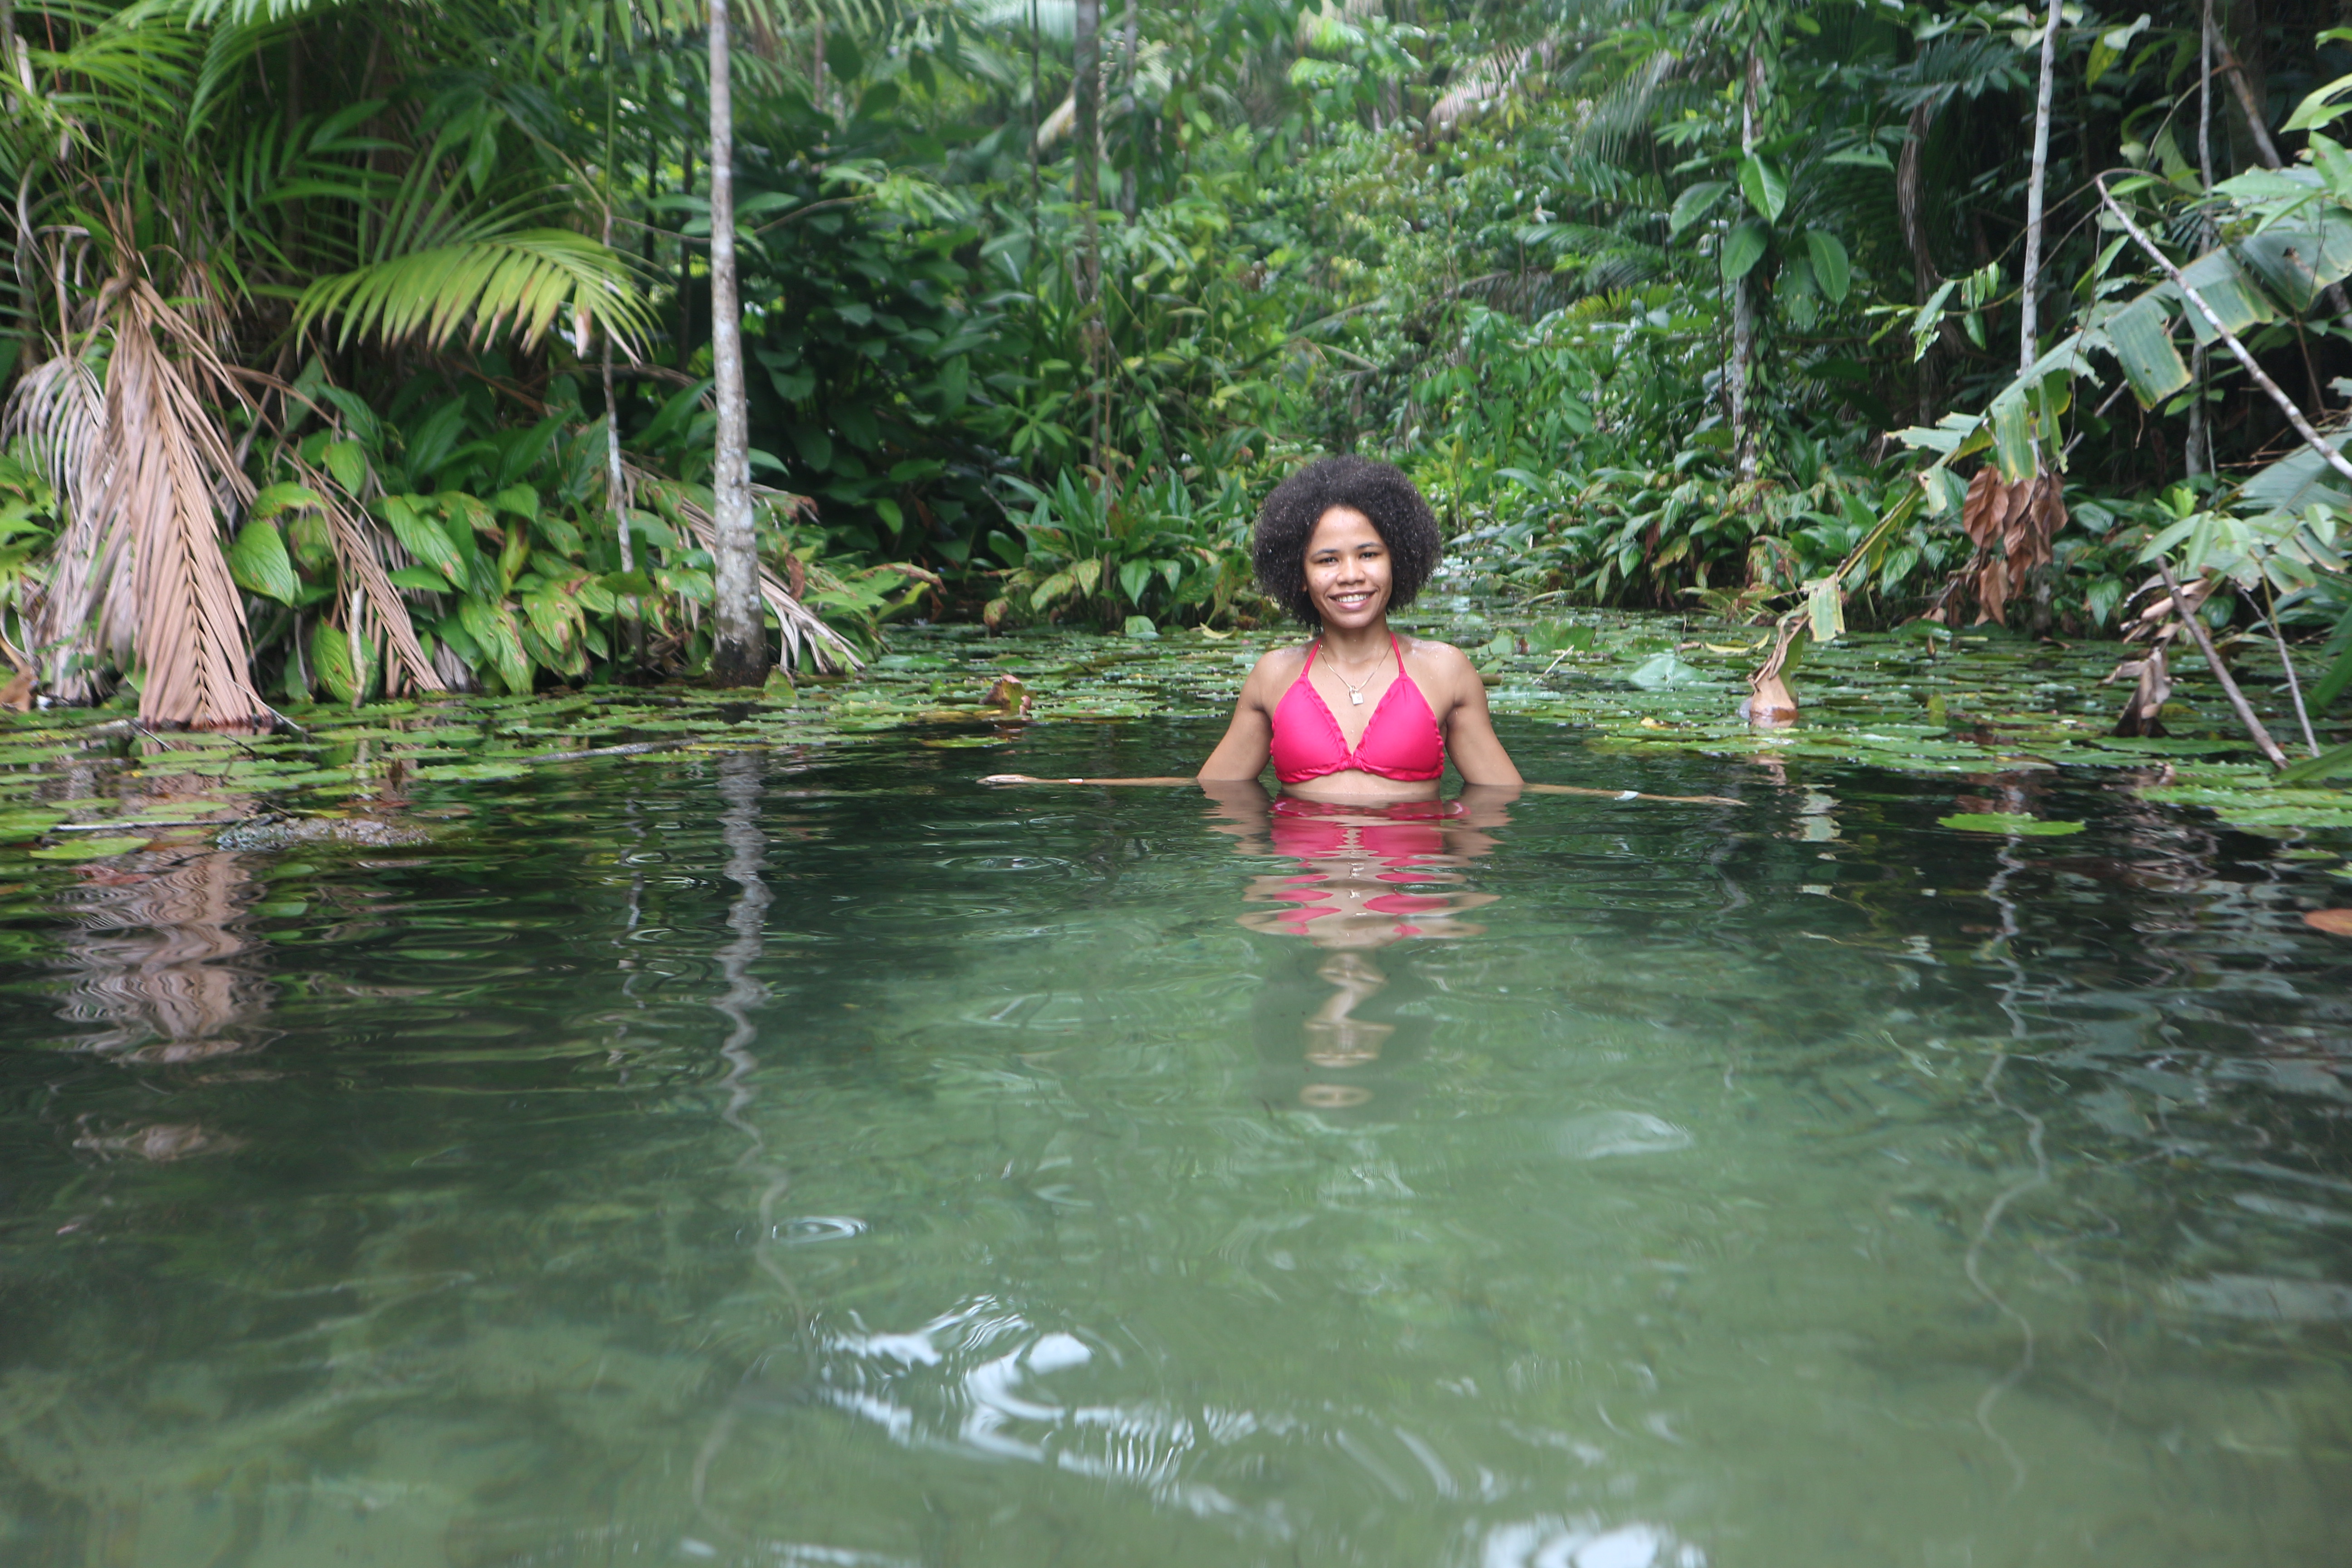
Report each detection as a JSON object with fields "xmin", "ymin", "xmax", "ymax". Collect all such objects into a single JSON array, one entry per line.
[{"xmin": 987, "ymin": 454, "xmax": 1520, "ymax": 797}]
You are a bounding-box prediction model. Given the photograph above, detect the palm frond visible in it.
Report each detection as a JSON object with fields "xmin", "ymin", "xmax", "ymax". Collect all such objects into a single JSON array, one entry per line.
[
  {"xmin": 286, "ymin": 455, "xmax": 443, "ymax": 698},
  {"xmin": 5, "ymin": 354, "xmax": 115, "ymax": 699},
  {"xmin": 295, "ymin": 227, "xmax": 657, "ymax": 351},
  {"xmin": 103, "ymin": 276, "xmax": 269, "ymax": 729},
  {"xmin": 629, "ymin": 464, "xmax": 861, "ymax": 674}
]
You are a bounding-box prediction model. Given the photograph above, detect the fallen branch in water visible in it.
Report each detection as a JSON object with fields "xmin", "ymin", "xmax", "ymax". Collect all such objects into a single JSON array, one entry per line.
[{"xmin": 2152, "ymin": 560, "xmax": 2289, "ymax": 770}]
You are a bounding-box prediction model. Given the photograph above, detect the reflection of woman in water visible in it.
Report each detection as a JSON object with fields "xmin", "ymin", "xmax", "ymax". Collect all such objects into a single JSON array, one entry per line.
[{"xmin": 1206, "ymin": 782, "xmax": 1508, "ymax": 1107}]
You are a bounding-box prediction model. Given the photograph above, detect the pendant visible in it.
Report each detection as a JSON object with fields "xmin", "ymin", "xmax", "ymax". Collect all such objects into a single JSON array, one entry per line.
[{"xmin": 1350, "ymin": 691, "xmax": 1364, "ymax": 706}]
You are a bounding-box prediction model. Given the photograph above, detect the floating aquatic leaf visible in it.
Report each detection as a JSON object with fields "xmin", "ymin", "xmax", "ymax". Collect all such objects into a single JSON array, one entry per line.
[
  {"xmin": 30, "ymin": 836, "xmax": 152, "ymax": 859},
  {"xmin": 1626, "ymin": 652, "xmax": 1705, "ymax": 689},
  {"xmin": 1937, "ymin": 813, "xmax": 2085, "ymax": 836}
]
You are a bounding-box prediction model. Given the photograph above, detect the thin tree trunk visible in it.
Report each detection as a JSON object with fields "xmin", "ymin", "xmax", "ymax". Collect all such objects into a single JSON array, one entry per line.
[
  {"xmin": 1028, "ymin": 0, "xmax": 1041, "ymax": 207},
  {"xmin": 677, "ymin": 147, "xmax": 695, "ymax": 368},
  {"xmin": 1119, "ymin": 1, "xmax": 1139, "ymax": 219},
  {"xmin": 811, "ymin": 5, "xmax": 826, "ymax": 115},
  {"xmin": 1074, "ymin": 0, "xmax": 1102, "ymax": 476},
  {"xmin": 601, "ymin": 213, "xmax": 636, "ymax": 671},
  {"xmin": 2186, "ymin": 0, "xmax": 2214, "ymax": 480},
  {"xmin": 708, "ymin": 0, "xmax": 768, "ymax": 687},
  {"xmin": 2018, "ymin": 0, "xmax": 2061, "ymax": 377},
  {"xmin": 1728, "ymin": 48, "xmax": 1759, "ymax": 483},
  {"xmin": 1899, "ymin": 100, "xmax": 1943, "ymax": 426}
]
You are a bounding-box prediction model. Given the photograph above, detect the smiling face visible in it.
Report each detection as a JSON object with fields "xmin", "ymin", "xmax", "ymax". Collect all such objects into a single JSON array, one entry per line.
[{"xmin": 1303, "ymin": 506, "xmax": 1392, "ymax": 630}]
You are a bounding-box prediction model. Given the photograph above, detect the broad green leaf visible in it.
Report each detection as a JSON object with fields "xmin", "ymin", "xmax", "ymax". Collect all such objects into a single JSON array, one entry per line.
[
  {"xmin": 2238, "ymin": 218, "xmax": 2352, "ymax": 311},
  {"xmin": 490, "ymin": 485, "xmax": 538, "ymax": 518},
  {"xmin": 227, "ymin": 520, "xmax": 300, "ymax": 603},
  {"xmin": 309, "ymin": 618, "xmax": 376, "ymax": 706},
  {"xmin": 456, "ymin": 596, "xmax": 532, "ymax": 692},
  {"xmin": 2106, "ymin": 294, "xmax": 2190, "ymax": 405},
  {"xmin": 1805, "ymin": 230, "xmax": 1851, "ymax": 303},
  {"xmin": 1737, "ymin": 155, "xmax": 1788, "ymax": 223},
  {"xmin": 2175, "ymin": 248, "xmax": 2278, "ymax": 343},
  {"xmin": 249, "ymin": 482, "xmax": 323, "ymax": 521},
  {"xmin": 1118, "ymin": 559, "xmax": 1151, "ymax": 603},
  {"xmin": 380, "ymin": 495, "xmax": 465, "ymax": 586},
  {"xmin": 1806, "ymin": 577, "xmax": 1846, "ymax": 645},
  {"xmin": 2283, "ymin": 71, "xmax": 2352, "ymax": 132},
  {"xmin": 1988, "ymin": 388, "xmax": 2036, "ymax": 483},
  {"xmin": 323, "ymin": 440, "xmax": 368, "ymax": 495},
  {"xmin": 1668, "ymin": 181, "xmax": 1730, "ymax": 237},
  {"xmin": 1721, "ymin": 221, "xmax": 1767, "ymax": 282}
]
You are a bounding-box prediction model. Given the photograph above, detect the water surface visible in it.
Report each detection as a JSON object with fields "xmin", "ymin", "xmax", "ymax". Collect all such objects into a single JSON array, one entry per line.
[{"xmin": 3, "ymin": 721, "xmax": 2348, "ymax": 1567}]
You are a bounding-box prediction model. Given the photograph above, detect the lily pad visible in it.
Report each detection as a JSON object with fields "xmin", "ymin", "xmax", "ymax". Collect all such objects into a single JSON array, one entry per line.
[
  {"xmin": 415, "ymin": 762, "xmax": 532, "ymax": 782},
  {"xmin": 29, "ymin": 835, "xmax": 152, "ymax": 859},
  {"xmin": 1625, "ymin": 652, "xmax": 1706, "ymax": 689},
  {"xmin": 1937, "ymin": 813, "xmax": 2086, "ymax": 836}
]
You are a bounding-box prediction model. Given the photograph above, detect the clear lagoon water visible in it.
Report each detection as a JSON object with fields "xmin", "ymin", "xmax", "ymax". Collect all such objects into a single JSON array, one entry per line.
[{"xmin": 2, "ymin": 719, "xmax": 2348, "ymax": 1566}]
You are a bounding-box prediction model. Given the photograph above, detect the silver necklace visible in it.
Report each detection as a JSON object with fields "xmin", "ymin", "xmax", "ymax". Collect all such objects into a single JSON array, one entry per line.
[{"xmin": 1322, "ymin": 641, "xmax": 1389, "ymax": 706}]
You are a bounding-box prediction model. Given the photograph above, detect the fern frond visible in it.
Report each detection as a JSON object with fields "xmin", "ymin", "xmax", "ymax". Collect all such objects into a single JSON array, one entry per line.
[{"xmin": 295, "ymin": 228, "xmax": 656, "ymax": 352}]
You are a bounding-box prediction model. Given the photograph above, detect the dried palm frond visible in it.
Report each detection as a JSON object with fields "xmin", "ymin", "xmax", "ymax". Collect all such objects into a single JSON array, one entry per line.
[
  {"xmin": 626, "ymin": 463, "xmax": 859, "ymax": 672},
  {"xmin": 105, "ymin": 276, "xmax": 271, "ymax": 729},
  {"xmin": 6, "ymin": 353, "xmax": 113, "ymax": 699},
  {"xmin": 10, "ymin": 271, "xmax": 270, "ymax": 728},
  {"xmin": 286, "ymin": 455, "xmax": 442, "ymax": 698}
]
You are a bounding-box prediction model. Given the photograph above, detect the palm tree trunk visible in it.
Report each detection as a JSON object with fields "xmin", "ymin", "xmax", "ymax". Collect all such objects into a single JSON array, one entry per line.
[
  {"xmin": 2018, "ymin": 0, "xmax": 2061, "ymax": 377},
  {"xmin": 707, "ymin": 0, "xmax": 768, "ymax": 687}
]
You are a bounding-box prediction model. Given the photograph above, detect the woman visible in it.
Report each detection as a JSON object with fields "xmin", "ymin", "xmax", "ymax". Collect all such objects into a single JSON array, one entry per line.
[
  {"xmin": 982, "ymin": 454, "xmax": 1736, "ymax": 806},
  {"xmin": 986, "ymin": 455, "xmax": 1520, "ymax": 798}
]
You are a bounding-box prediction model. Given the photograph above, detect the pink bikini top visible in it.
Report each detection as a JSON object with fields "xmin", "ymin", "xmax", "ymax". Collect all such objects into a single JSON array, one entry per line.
[{"xmin": 1269, "ymin": 635, "xmax": 1446, "ymax": 784}]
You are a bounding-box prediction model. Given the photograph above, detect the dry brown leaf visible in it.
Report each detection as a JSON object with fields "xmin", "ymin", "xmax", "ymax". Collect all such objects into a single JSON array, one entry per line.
[{"xmin": 2303, "ymin": 910, "xmax": 2352, "ymax": 937}]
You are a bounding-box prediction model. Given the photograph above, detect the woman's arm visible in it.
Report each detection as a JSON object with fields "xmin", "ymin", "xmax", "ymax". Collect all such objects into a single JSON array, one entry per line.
[{"xmin": 1420, "ymin": 642, "xmax": 1523, "ymax": 787}]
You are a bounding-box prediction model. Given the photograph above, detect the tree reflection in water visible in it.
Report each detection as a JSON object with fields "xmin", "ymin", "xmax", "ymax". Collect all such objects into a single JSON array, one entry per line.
[
  {"xmin": 1204, "ymin": 780, "xmax": 1509, "ymax": 1109},
  {"xmin": 51, "ymin": 845, "xmax": 265, "ymax": 1063}
]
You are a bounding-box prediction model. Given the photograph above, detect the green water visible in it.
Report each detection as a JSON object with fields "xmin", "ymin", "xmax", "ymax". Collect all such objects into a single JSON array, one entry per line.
[{"xmin": 3, "ymin": 721, "xmax": 2349, "ymax": 1568}]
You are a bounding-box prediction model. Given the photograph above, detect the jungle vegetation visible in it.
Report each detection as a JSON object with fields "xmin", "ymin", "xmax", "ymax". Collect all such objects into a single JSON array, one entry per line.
[{"xmin": 0, "ymin": 0, "xmax": 2348, "ymax": 762}]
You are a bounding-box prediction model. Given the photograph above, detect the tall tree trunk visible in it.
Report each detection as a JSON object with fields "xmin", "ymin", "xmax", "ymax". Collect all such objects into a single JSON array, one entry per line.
[
  {"xmin": 1118, "ymin": 1, "xmax": 1139, "ymax": 218},
  {"xmin": 811, "ymin": 4, "xmax": 826, "ymax": 115},
  {"xmin": 1073, "ymin": 0, "xmax": 1102, "ymax": 475},
  {"xmin": 2187, "ymin": 0, "xmax": 2214, "ymax": 479},
  {"xmin": 2018, "ymin": 0, "xmax": 2061, "ymax": 377},
  {"xmin": 707, "ymin": 0, "xmax": 768, "ymax": 687},
  {"xmin": 1899, "ymin": 99, "xmax": 1944, "ymax": 426},
  {"xmin": 1028, "ymin": 0, "xmax": 1041, "ymax": 207},
  {"xmin": 1728, "ymin": 48, "xmax": 1759, "ymax": 484}
]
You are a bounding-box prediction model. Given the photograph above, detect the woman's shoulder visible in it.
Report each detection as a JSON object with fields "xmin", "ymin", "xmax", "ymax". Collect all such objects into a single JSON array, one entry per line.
[
  {"xmin": 1248, "ymin": 641, "xmax": 1314, "ymax": 680},
  {"xmin": 1397, "ymin": 634, "xmax": 1474, "ymax": 674}
]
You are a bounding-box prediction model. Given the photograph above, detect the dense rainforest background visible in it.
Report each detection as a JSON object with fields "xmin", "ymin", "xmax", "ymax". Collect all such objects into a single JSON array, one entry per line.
[{"xmin": 1, "ymin": 0, "xmax": 2349, "ymax": 745}]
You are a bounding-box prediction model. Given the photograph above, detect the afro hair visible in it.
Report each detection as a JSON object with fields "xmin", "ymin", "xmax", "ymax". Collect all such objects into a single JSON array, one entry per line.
[{"xmin": 1251, "ymin": 455, "xmax": 1442, "ymax": 626}]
